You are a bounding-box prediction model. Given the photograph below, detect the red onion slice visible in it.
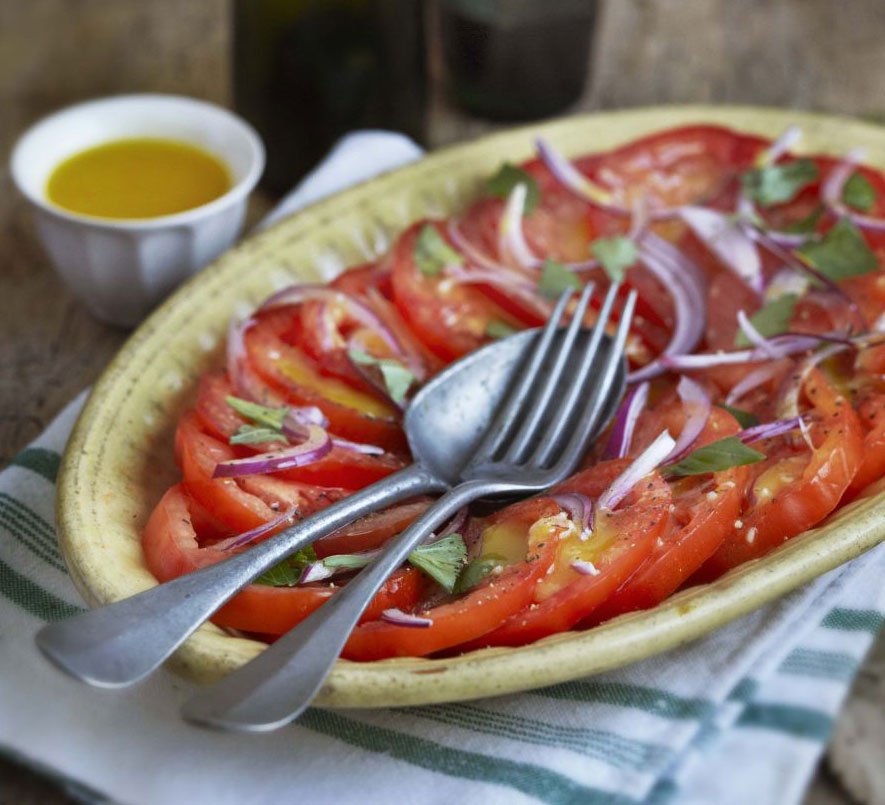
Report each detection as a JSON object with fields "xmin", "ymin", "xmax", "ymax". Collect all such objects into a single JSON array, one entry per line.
[
  {"xmin": 536, "ymin": 138, "xmax": 617, "ymax": 208},
  {"xmin": 821, "ymin": 149, "xmax": 885, "ymax": 231},
  {"xmin": 603, "ymin": 381, "xmax": 650, "ymax": 459},
  {"xmin": 498, "ymin": 183, "xmax": 541, "ymax": 269},
  {"xmin": 570, "ymin": 559, "xmax": 601, "ymax": 576},
  {"xmin": 725, "ymin": 360, "xmax": 788, "ymax": 406},
  {"xmin": 596, "ymin": 430, "xmax": 675, "ymax": 514},
  {"xmin": 380, "ymin": 608, "xmax": 433, "ymax": 628},
  {"xmin": 216, "ymin": 507, "xmax": 299, "ymax": 552},
  {"xmin": 758, "ymin": 126, "xmax": 803, "ymax": 167},
  {"xmin": 213, "ymin": 424, "xmax": 333, "ymax": 478},
  {"xmin": 736, "ymin": 416, "xmax": 803, "ymax": 445},
  {"xmin": 777, "ymin": 343, "xmax": 849, "ymax": 419},
  {"xmin": 665, "ymin": 376, "xmax": 712, "ymax": 463},
  {"xmin": 736, "ymin": 310, "xmax": 779, "ymax": 358},
  {"xmin": 550, "ymin": 492, "xmax": 593, "ymax": 535}
]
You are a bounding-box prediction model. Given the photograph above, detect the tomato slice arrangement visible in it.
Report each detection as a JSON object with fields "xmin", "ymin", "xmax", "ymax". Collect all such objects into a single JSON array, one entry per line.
[{"xmin": 144, "ymin": 123, "xmax": 885, "ymax": 660}]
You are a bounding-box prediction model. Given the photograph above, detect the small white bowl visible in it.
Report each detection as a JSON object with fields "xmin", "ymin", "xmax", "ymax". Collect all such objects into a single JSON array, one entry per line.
[{"xmin": 10, "ymin": 94, "xmax": 265, "ymax": 326}]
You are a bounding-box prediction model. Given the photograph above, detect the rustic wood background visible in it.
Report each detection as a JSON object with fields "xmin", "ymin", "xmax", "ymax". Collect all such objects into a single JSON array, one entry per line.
[{"xmin": 3, "ymin": 0, "xmax": 884, "ymax": 802}]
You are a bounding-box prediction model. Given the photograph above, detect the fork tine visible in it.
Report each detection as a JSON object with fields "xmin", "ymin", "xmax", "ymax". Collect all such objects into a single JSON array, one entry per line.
[
  {"xmin": 501, "ymin": 282, "xmax": 595, "ymax": 463},
  {"xmin": 469, "ymin": 288, "xmax": 574, "ymax": 463},
  {"xmin": 551, "ymin": 289, "xmax": 638, "ymax": 475},
  {"xmin": 530, "ymin": 282, "xmax": 622, "ymax": 467}
]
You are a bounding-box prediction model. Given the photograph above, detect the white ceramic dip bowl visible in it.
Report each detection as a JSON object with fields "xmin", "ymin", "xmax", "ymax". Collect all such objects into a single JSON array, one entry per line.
[{"xmin": 10, "ymin": 94, "xmax": 264, "ymax": 326}]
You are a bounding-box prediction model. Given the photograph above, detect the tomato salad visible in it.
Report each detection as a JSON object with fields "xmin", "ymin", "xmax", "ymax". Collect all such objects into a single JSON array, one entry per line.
[{"xmin": 144, "ymin": 124, "xmax": 885, "ymax": 659}]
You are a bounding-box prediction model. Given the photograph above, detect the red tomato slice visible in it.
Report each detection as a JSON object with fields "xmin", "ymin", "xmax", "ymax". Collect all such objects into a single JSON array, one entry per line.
[
  {"xmin": 468, "ymin": 460, "xmax": 672, "ymax": 649},
  {"xmin": 695, "ymin": 369, "xmax": 864, "ymax": 581},
  {"xmin": 843, "ymin": 389, "xmax": 885, "ymax": 502},
  {"xmin": 342, "ymin": 498, "xmax": 561, "ymax": 660},
  {"xmin": 142, "ymin": 485, "xmax": 425, "ymax": 636}
]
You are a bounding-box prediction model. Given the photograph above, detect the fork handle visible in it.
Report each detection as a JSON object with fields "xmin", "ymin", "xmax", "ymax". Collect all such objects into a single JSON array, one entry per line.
[
  {"xmin": 181, "ymin": 478, "xmax": 512, "ymax": 731},
  {"xmin": 36, "ymin": 463, "xmax": 445, "ymax": 688}
]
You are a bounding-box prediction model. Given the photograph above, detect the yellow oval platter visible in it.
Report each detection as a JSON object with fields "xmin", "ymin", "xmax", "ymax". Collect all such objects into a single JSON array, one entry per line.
[{"xmin": 57, "ymin": 106, "xmax": 885, "ymax": 708}]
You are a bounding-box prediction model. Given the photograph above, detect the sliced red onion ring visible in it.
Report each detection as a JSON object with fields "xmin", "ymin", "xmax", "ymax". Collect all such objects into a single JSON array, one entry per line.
[
  {"xmin": 821, "ymin": 149, "xmax": 885, "ymax": 231},
  {"xmin": 736, "ymin": 416, "xmax": 803, "ymax": 445},
  {"xmin": 226, "ymin": 315, "xmax": 255, "ymax": 396},
  {"xmin": 663, "ymin": 333, "xmax": 824, "ymax": 370},
  {"xmin": 665, "ymin": 376, "xmax": 712, "ymax": 463},
  {"xmin": 213, "ymin": 424, "xmax": 332, "ymax": 478},
  {"xmin": 570, "ymin": 559, "xmax": 601, "ymax": 576},
  {"xmin": 380, "ymin": 608, "xmax": 433, "ymax": 628},
  {"xmin": 499, "ymin": 183, "xmax": 541, "ymax": 269},
  {"xmin": 736, "ymin": 310, "xmax": 779, "ymax": 358},
  {"xmin": 536, "ymin": 137, "xmax": 616, "ymax": 208},
  {"xmin": 550, "ymin": 492, "xmax": 593, "ymax": 535},
  {"xmin": 446, "ymin": 218, "xmax": 507, "ymax": 273},
  {"xmin": 596, "ymin": 430, "xmax": 675, "ymax": 514},
  {"xmin": 439, "ymin": 508, "xmax": 469, "ymax": 538},
  {"xmin": 299, "ymin": 549, "xmax": 380, "ymax": 584},
  {"xmin": 216, "ymin": 507, "xmax": 298, "ymax": 552},
  {"xmin": 678, "ymin": 206, "xmax": 763, "ymax": 294},
  {"xmin": 329, "ymin": 436, "xmax": 385, "ymax": 456},
  {"xmin": 777, "ymin": 343, "xmax": 849, "ymax": 419},
  {"xmin": 603, "ymin": 381, "xmax": 650, "ymax": 459},
  {"xmin": 764, "ymin": 267, "xmax": 810, "ymax": 300},
  {"xmin": 725, "ymin": 360, "xmax": 789, "ymax": 406},
  {"xmin": 798, "ymin": 416, "xmax": 815, "ymax": 451},
  {"xmin": 757, "ymin": 125, "xmax": 803, "ymax": 167},
  {"xmin": 444, "ymin": 263, "xmax": 551, "ymax": 319}
]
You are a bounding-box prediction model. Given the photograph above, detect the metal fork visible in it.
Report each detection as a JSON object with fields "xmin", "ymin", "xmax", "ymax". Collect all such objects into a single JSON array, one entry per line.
[{"xmin": 181, "ymin": 282, "xmax": 637, "ymax": 731}]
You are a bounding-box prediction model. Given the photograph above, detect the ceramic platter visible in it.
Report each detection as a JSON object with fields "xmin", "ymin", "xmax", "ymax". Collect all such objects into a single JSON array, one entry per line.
[{"xmin": 56, "ymin": 106, "xmax": 885, "ymax": 708}]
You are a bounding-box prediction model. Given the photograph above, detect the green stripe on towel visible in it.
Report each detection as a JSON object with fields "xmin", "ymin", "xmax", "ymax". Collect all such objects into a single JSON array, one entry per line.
[{"xmin": 9, "ymin": 447, "xmax": 61, "ymax": 483}]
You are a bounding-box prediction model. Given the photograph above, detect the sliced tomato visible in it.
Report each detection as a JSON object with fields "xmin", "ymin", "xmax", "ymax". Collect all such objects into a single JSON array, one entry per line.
[
  {"xmin": 694, "ymin": 369, "xmax": 864, "ymax": 581},
  {"xmin": 142, "ymin": 485, "xmax": 425, "ymax": 635},
  {"xmin": 843, "ymin": 389, "xmax": 885, "ymax": 502},
  {"xmin": 342, "ymin": 498, "xmax": 561, "ymax": 660},
  {"xmin": 467, "ymin": 460, "xmax": 672, "ymax": 649}
]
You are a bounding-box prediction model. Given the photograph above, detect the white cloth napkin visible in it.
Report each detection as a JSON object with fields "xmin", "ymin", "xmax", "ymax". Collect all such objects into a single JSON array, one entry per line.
[{"xmin": 3, "ymin": 132, "xmax": 884, "ymax": 805}]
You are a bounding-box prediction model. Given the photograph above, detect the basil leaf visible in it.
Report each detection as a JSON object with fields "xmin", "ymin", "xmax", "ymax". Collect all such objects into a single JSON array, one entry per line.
[
  {"xmin": 485, "ymin": 319, "xmax": 518, "ymax": 340},
  {"xmin": 413, "ymin": 224, "xmax": 463, "ymax": 277},
  {"xmin": 537, "ymin": 258, "xmax": 583, "ymax": 300},
  {"xmin": 255, "ymin": 546, "xmax": 318, "ymax": 587},
  {"xmin": 734, "ymin": 294, "xmax": 797, "ymax": 347},
  {"xmin": 716, "ymin": 403, "xmax": 760, "ymax": 429},
  {"xmin": 407, "ymin": 533, "xmax": 468, "ymax": 593},
  {"xmin": 454, "ymin": 554, "xmax": 506, "ymax": 594},
  {"xmin": 843, "ymin": 172, "xmax": 876, "ymax": 212},
  {"xmin": 348, "ymin": 350, "xmax": 415, "ymax": 404},
  {"xmin": 229, "ymin": 425, "xmax": 289, "ymax": 445},
  {"xmin": 486, "ymin": 163, "xmax": 540, "ymax": 214},
  {"xmin": 741, "ymin": 159, "xmax": 818, "ymax": 207},
  {"xmin": 591, "ymin": 236, "xmax": 638, "ymax": 283},
  {"xmin": 323, "ymin": 554, "xmax": 372, "ymax": 571},
  {"xmin": 664, "ymin": 436, "xmax": 765, "ymax": 478},
  {"xmin": 783, "ymin": 204, "xmax": 824, "ymax": 234},
  {"xmin": 797, "ymin": 218, "xmax": 878, "ymax": 283},
  {"xmin": 226, "ymin": 395, "xmax": 288, "ymax": 431}
]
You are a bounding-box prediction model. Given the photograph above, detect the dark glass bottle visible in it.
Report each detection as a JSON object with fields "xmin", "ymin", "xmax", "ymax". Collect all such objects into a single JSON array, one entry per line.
[
  {"xmin": 439, "ymin": 0, "xmax": 597, "ymax": 122},
  {"xmin": 233, "ymin": 0, "xmax": 427, "ymax": 194}
]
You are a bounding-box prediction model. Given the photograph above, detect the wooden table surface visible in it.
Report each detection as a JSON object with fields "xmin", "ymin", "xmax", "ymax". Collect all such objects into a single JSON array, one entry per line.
[{"xmin": 3, "ymin": 0, "xmax": 884, "ymax": 802}]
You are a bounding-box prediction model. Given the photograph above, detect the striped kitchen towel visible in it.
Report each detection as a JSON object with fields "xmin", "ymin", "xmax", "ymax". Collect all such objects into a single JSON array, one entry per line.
[{"xmin": 3, "ymin": 132, "xmax": 885, "ymax": 805}]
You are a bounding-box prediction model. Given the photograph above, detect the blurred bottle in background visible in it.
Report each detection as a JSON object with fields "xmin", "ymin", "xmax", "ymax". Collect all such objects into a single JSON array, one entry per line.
[
  {"xmin": 439, "ymin": 0, "xmax": 598, "ymax": 121},
  {"xmin": 233, "ymin": 0, "xmax": 427, "ymax": 194}
]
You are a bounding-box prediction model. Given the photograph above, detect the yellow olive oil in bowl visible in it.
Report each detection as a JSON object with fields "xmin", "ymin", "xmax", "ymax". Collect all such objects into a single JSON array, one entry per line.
[{"xmin": 47, "ymin": 138, "xmax": 231, "ymax": 220}]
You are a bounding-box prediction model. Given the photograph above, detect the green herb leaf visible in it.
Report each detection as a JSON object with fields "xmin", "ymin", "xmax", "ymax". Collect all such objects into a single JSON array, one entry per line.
[
  {"xmin": 716, "ymin": 403, "xmax": 760, "ymax": 429},
  {"xmin": 536, "ymin": 258, "xmax": 583, "ymax": 300},
  {"xmin": 454, "ymin": 554, "xmax": 506, "ymax": 594},
  {"xmin": 797, "ymin": 218, "xmax": 878, "ymax": 283},
  {"xmin": 413, "ymin": 224, "xmax": 463, "ymax": 277},
  {"xmin": 734, "ymin": 294, "xmax": 797, "ymax": 347},
  {"xmin": 486, "ymin": 163, "xmax": 540, "ymax": 214},
  {"xmin": 741, "ymin": 159, "xmax": 818, "ymax": 207},
  {"xmin": 229, "ymin": 425, "xmax": 289, "ymax": 445},
  {"xmin": 783, "ymin": 204, "xmax": 824, "ymax": 234},
  {"xmin": 348, "ymin": 350, "xmax": 415, "ymax": 404},
  {"xmin": 485, "ymin": 319, "xmax": 518, "ymax": 340},
  {"xmin": 842, "ymin": 172, "xmax": 876, "ymax": 212},
  {"xmin": 322, "ymin": 554, "xmax": 373, "ymax": 572},
  {"xmin": 255, "ymin": 546, "xmax": 318, "ymax": 587},
  {"xmin": 664, "ymin": 436, "xmax": 765, "ymax": 478},
  {"xmin": 590, "ymin": 236, "xmax": 638, "ymax": 283},
  {"xmin": 407, "ymin": 533, "xmax": 468, "ymax": 593},
  {"xmin": 226, "ymin": 396, "xmax": 289, "ymax": 431}
]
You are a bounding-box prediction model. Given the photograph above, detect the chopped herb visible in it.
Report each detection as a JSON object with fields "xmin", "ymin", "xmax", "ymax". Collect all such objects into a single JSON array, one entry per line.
[
  {"xmin": 783, "ymin": 204, "xmax": 824, "ymax": 234},
  {"xmin": 413, "ymin": 224, "xmax": 463, "ymax": 277},
  {"xmin": 741, "ymin": 159, "xmax": 818, "ymax": 207},
  {"xmin": 454, "ymin": 554, "xmax": 506, "ymax": 594},
  {"xmin": 591, "ymin": 236, "xmax": 638, "ymax": 283},
  {"xmin": 734, "ymin": 294, "xmax": 797, "ymax": 347},
  {"xmin": 226, "ymin": 396, "xmax": 288, "ymax": 430},
  {"xmin": 407, "ymin": 533, "xmax": 468, "ymax": 593},
  {"xmin": 486, "ymin": 163, "xmax": 540, "ymax": 214},
  {"xmin": 716, "ymin": 403, "xmax": 760, "ymax": 429},
  {"xmin": 536, "ymin": 258, "xmax": 582, "ymax": 300},
  {"xmin": 348, "ymin": 350, "xmax": 415, "ymax": 404},
  {"xmin": 797, "ymin": 218, "xmax": 878, "ymax": 283},
  {"xmin": 842, "ymin": 172, "xmax": 876, "ymax": 212},
  {"xmin": 485, "ymin": 319, "xmax": 518, "ymax": 340},
  {"xmin": 229, "ymin": 425, "xmax": 289, "ymax": 445},
  {"xmin": 663, "ymin": 436, "xmax": 765, "ymax": 478},
  {"xmin": 255, "ymin": 546, "xmax": 318, "ymax": 587}
]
